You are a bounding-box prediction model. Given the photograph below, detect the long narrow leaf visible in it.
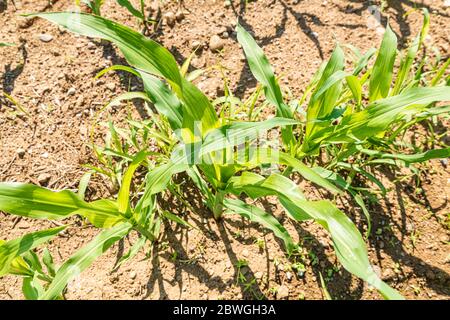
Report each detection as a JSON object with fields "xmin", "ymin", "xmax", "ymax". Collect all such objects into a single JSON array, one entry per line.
[
  {"xmin": 0, "ymin": 226, "xmax": 65, "ymax": 276},
  {"xmin": 0, "ymin": 183, "xmax": 125, "ymax": 228},
  {"xmin": 40, "ymin": 222, "xmax": 132, "ymax": 300}
]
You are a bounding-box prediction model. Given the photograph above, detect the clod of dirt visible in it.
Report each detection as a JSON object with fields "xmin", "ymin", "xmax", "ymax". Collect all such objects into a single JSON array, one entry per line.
[
  {"xmin": 163, "ymin": 12, "xmax": 176, "ymax": 27},
  {"xmin": 209, "ymin": 35, "xmax": 225, "ymax": 52},
  {"xmin": 38, "ymin": 33, "xmax": 54, "ymax": 43},
  {"xmin": 224, "ymin": 0, "xmax": 231, "ymax": 8},
  {"xmin": 286, "ymin": 271, "xmax": 293, "ymax": 282},
  {"xmin": 106, "ymin": 83, "xmax": 116, "ymax": 92},
  {"xmin": 16, "ymin": 148, "xmax": 26, "ymax": 158},
  {"xmin": 175, "ymin": 11, "xmax": 185, "ymax": 22},
  {"xmin": 190, "ymin": 40, "xmax": 203, "ymax": 51},
  {"xmin": 17, "ymin": 16, "xmax": 34, "ymax": 29},
  {"xmin": 276, "ymin": 285, "xmax": 290, "ymax": 299},
  {"xmin": 37, "ymin": 173, "xmax": 51, "ymax": 186}
]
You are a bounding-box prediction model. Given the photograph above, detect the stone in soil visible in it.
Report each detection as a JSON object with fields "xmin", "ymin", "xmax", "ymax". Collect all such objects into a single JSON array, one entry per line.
[
  {"xmin": 175, "ymin": 11, "xmax": 185, "ymax": 22},
  {"xmin": 164, "ymin": 12, "xmax": 176, "ymax": 27},
  {"xmin": 276, "ymin": 285, "xmax": 289, "ymax": 299},
  {"xmin": 16, "ymin": 148, "xmax": 26, "ymax": 158},
  {"xmin": 106, "ymin": 83, "xmax": 116, "ymax": 91},
  {"xmin": 209, "ymin": 35, "xmax": 225, "ymax": 52},
  {"xmin": 37, "ymin": 173, "xmax": 51, "ymax": 186},
  {"xmin": 39, "ymin": 34, "xmax": 53, "ymax": 42}
]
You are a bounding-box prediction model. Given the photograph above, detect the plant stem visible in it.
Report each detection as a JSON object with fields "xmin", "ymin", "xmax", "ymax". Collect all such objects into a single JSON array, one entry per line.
[{"xmin": 213, "ymin": 190, "xmax": 226, "ymax": 220}]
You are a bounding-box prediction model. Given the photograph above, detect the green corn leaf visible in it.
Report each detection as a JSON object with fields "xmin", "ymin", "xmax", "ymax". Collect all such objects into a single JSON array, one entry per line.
[
  {"xmin": 236, "ymin": 24, "xmax": 294, "ymax": 146},
  {"xmin": 0, "ymin": 226, "xmax": 65, "ymax": 276},
  {"xmin": 0, "ymin": 183, "xmax": 126, "ymax": 228},
  {"xmin": 200, "ymin": 117, "xmax": 299, "ymax": 156},
  {"xmin": 0, "ymin": 241, "xmax": 33, "ymax": 277},
  {"xmin": 337, "ymin": 162, "xmax": 387, "ymax": 195},
  {"xmin": 23, "ymin": 251, "xmax": 43, "ymax": 274},
  {"xmin": 431, "ymin": 58, "xmax": 450, "ymax": 86},
  {"xmin": 114, "ymin": 236, "xmax": 146, "ymax": 270},
  {"xmin": 392, "ymin": 9, "xmax": 429, "ymax": 95},
  {"xmin": 42, "ymin": 248, "xmax": 56, "ymax": 277},
  {"xmin": 77, "ymin": 171, "xmax": 92, "ymax": 201},
  {"xmin": 31, "ymin": 12, "xmax": 218, "ymax": 135},
  {"xmin": 227, "ymin": 172, "xmax": 305, "ymax": 202},
  {"xmin": 345, "ymin": 75, "xmax": 362, "ymax": 105},
  {"xmin": 137, "ymin": 160, "xmax": 188, "ymax": 210},
  {"xmin": 360, "ymin": 147, "xmax": 450, "ymax": 164},
  {"xmin": 317, "ymin": 86, "xmax": 450, "ymax": 145},
  {"xmin": 40, "ymin": 222, "xmax": 132, "ymax": 300},
  {"xmin": 226, "ymin": 172, "xmax": 309, "ymax": 221},
  {"xmin": 140, "ymin": 72, "xmax": 183, "ymax": 130},
  {"xmin": 0, "ymin": 42, "xmax": 15, "ymax": 47},
  {"xmin": 95, "ymin": 64, "xmax": 140, "ymax": 79},
  {"xmin": 369, "ymin": 24, "xmax": 398, "ymax": 101},
  {"xmin": 223, "ymin": 198, "xmax": 296, "ymax": 254},
  {"xmin": 22, "ymin": 274, "xmax": 45, "ymax": 300},
  {"xmin": 138, "ymin": 118, "xmax": 301, "ymax": 209},
  {"xmin": 292, "ymin": 200, "xmax": 403, "ymax": 300},
  {"xmin": 117, "ymin": 151, "xmax": 147, "ymax": 214},
  {"xmin": 117, "ymin": 0, "xmax": 144, "ymax": 20},
  {"xmin": 353, "ymin": 47, "xmax": 377, "ymax": 76},
  {"xmin": 234, "ymin": 147, "xmax": 342, "ymax": 194},
  {"xmin": 416, "ymin": 105, "xmax": 450, "ymax": 117},
  {"xmin": 312, "ymin": 166, "xmax": 372, "ymax": 235},
  {"xmin": 31, "ymin": 12, "xmax": 181, "ymax": 88},
  {"xmin": 305, "ymin": 45, "xmax": 345, "ymax": 139},
  {"xmin": 161, "ymin": 210, "xmax": 194, "ymax": 229},
  {"xmin": 227, "ymin": 173, "xmax": 402, "ymax": 299}
]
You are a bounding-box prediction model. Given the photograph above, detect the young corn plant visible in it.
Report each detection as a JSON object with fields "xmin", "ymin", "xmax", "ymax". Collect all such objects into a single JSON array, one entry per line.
[
  {"xmin": 2, "ymin": 10, "xmax": 445, "ymax": 300},
  {"xmin": 237, "ymin": 9, "xmax": 449, "ymax": 230},
  {"xmin": 0, "ymin": 227, "xmax": 66, "ymax": 299}
]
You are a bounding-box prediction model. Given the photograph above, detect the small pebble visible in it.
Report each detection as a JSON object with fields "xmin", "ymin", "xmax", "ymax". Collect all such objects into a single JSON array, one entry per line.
[
  {"xmin": 37, "ymin": 173, "xmax": 51, "ymax": 186},
  {"xmin": 164, "ymin": 12, "xmax": 176, "ymax": 27},
  {"xmin": 106, "ymin": 83, "xmax": 116, "ymax": 91},
  {"xmin": 209, "ymin": 34, "xmax": 225, "ymax": 52},
  {"xmin": 276, "ymin": 285, "xmax": 289, "ymax": 299},
  {"xmin": 175, "ymin": 11, "xmax": 185, "ymax": 22},
  {"xmin": 39, "ymin": 33, "xmax": 53, "ymax": 42},
  {"xmin": 191, "ymin": 40, "xmax": 203, "ymax": 50},
  {"xmin": 129, "ymin": 271, "xmax": 137, "ymax": 280},
  {"xmin": 16, "ymin": 148, "xmax": 26, "ymax": 158},
  {"xmin": 286, "ymin": 271, "xmax": 293, "ymax": 282},
  {"xmin": 67, "ymin": 87, "xmax": 76, "ymax": 96}
]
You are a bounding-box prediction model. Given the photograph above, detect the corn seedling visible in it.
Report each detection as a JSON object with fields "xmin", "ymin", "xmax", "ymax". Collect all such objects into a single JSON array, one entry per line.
[
  {"xmin": 0, "ymin": 227, "xmax": 66, "ymax": 299},
  {"xmin": 0, "ymin": 7, "xmax": 448, "ymax": 300}
]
